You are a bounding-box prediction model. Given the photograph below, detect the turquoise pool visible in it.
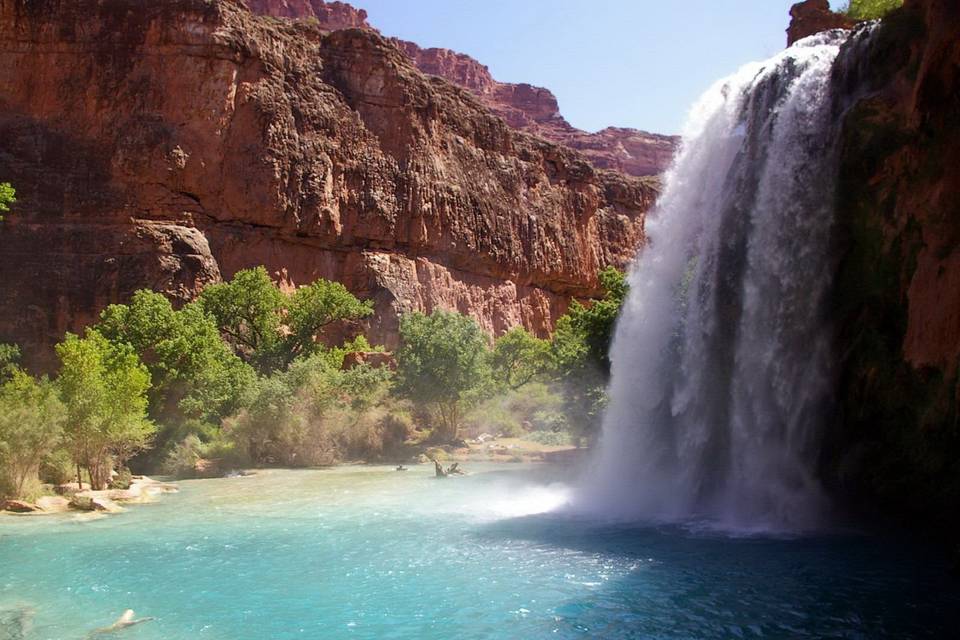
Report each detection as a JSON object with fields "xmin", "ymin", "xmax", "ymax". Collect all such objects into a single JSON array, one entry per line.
[{"xmin": 0, "ymin": 465, "xmax": 956, "ymax": 639}]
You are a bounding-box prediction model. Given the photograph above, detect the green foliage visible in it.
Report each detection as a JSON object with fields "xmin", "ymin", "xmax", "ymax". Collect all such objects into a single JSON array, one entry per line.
[
  {"xmin": 551, "ymin": 267, "xmax": 628, "ymax": 442},
  {"xmin": 0, "ymin": 343, "xmax": 21, "ymax": 383},
  {"xmin": 396, "ymin": 310, "xmax": 491, "ymax": 441},
  {"xmin": 199, "ymin": 267, "xmax": 373, "ymax": 373},
  {"xmin": 225, "ymin": 352, "xmax": 398, "ymax": 468},
  {"xmin": 553, "ymin": 267, "xmax": 628, "ymax": 376},
  {"xmin": 0, "ymin": 371, "xmax": 66, "ymax": 498},
  {"xmin": 55, "ymin": 330, "xmax": 155, "ymax": 489},
  {"xmin": 843, "ymin": 0, "xmax": 903, "ymax": 20},
  {"xmin": 39, "ymin": 448, "xmax": 76, "ymax": 486},
  {"xmin": 525, "ymin": 430, "xmax": 574, "ymax": 447},
  {"xmin": 491, "ymin": 328, "xmax": 553, "ymax": 390},
  {"xmin": 97, "ymin": 291, "xmax": 255, "ymax": 424},
  {"xmin": 199, "ymin": 267, "xmax": 285, "ymax": 368},
  {"xmin": 0, "ymin": 182, "xmax": 14, "ymax": 221},
  {"xmin": 284, "ymin": 278, "xmax": 374, "ymax": 365},
  {"xmin": 463, "ymin": 383, "xmax": 566, "ymax": 439}
]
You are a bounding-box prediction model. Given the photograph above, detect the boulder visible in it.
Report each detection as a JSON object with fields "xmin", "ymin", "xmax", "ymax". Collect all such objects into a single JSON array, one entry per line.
[
  {"xmin": 70, "ymin": 494, "xmax": 123, "ymax": 513},
  {"xmin": 36, "ymin": 496, "xmax": 70, "ymax": 513},
  {"xmin": 2, "ymin": 499, "xmax": 41, "ymax": 513}
]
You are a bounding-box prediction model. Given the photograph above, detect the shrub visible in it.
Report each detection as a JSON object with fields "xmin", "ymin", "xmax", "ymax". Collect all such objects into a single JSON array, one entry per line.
[
  {"xmin": 0, "ymin": 182, "xmax": 14, "ymax": 222},
  {"xmin": 40, "ymin": 449, "xmax": 76, "ymax": 486},
  {"xmin": 526, "ymin": 431, "xmax": 574, "ymax": 447},
  {"xmin": 462, "ymin": 383, "xmax": 566, "ymax": 438},
  {"xmin": 0, "ymin": 371, "xmax": 66, "ymax": 498},
  {"xmin": 844, "ymin": 0, "xmax": 903, "ymax": 19}
]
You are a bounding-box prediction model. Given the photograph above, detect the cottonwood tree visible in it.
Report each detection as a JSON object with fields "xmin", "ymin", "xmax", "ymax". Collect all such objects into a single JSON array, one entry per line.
[
  {"xmin": 491, "ymin": 327, "xmax": 554, "ymax": 390},
  {"xmin": 396, "ymin": 310, "xmax": 490, "ymax": 442},
  {"xmin": 551, "ymin": 267, "xmax": 629, "ymax": 443},
  {"xmin": 56, "ymin": 330, "xmax": 155, "ymax": 490},
  {"xmin": 200, "ymin": 267, "xmax": 373, "ymax": 373},
  {"xmin": 0, "ymin": 371, "xmax": 65, "ymax": 498},
  {"xmin": 97, "ymin": 290, "xmax": 255, "ymax": 424}
]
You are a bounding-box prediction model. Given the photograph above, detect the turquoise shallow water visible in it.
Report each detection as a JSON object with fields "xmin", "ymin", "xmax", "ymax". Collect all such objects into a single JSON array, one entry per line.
[{"xmin": 1, "ymin": 464, "xmax": 957, "ymax": 639}]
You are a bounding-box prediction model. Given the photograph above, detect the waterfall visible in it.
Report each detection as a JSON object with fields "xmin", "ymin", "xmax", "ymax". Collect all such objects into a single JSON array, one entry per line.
[{"xmin": 579, "ymin": 30, "xmax": 865, "ymax": 532}]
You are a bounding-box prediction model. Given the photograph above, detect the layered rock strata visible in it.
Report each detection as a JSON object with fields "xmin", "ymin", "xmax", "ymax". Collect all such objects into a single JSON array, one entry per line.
[
  {"xmin": 244, "ymin": 0, "xmax": 679, "ymax": 176},
  {"xmin": 0, "ymin": 0, "xmax": 655, "ymax": 368}
]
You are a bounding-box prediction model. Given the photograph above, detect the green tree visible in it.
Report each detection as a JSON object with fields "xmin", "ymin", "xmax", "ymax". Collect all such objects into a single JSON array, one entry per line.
[
  {"xmin": 0, "ymin": 343, "xmax": 21, "ymax": 383},
  {"xmin": 396, "ymin": 310, "xmax": 491, "ymax": 442},
  {"xmin": 281, "ymin": 278, "xmax": 374, "ymax": 368},
  {"xmin": 199, "ymin": 267, "xmax": 284, "ymax": 367},
  {"xmin": 97, "ymin": 291, "xmax": 255, "ymax": 423},
  {"xmin": 491, "ymin": 327, "xmax": 553, "ymax": 390},
  {"xmin": 0, "ymin": 182, "xmax": 14, "ymax": 222},
  {"xmin": 200, "ymin": 267, "xmax": 373, "ymax": 373},
  {"xmin": 551, "ymin": 267, "xmax": 629, "ymax": 443},
  {"xmin": 56, "ymin": 330, "xmax": 155, "ymax": 489},
  {"xmin": 0, "ymin": 371, "xmax": 65, "ymax": 498},
  {"xmin": 553, "ymin": 267, "xmax": 628, "ymax": 377}
]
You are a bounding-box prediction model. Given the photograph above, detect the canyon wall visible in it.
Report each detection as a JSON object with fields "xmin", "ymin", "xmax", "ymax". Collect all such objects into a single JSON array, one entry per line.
[
  {"xmin": 0, "ymin": 0, "xmax": 656, "ymax": 369},
  {"xmin": 245, "ymin": 0, "xmax": 679, "ymax": 177},
  {"xmin": 392, "ymin": 39, "xmax": 678, "ymax": 178},
  {"xmin": 817, "ymin": 0, "xmax": 960, "ymax": 533}
]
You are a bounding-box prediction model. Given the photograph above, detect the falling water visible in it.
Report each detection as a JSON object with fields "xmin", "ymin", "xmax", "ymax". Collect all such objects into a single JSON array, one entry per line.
[{"xmin": 580, "ymin": 30, "xmax": 868, "ymax": 532}]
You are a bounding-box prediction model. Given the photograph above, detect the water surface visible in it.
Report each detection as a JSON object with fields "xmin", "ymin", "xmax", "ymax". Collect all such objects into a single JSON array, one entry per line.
[{"xmin": 1, "ymin": 465, "xmax": 956, "ymax": 639}]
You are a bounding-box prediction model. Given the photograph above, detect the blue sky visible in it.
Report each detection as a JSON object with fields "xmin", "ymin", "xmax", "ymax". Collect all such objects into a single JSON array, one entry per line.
[{"xmin": 356, "ymin": 0, "xmax": 841, "ymax": 135}]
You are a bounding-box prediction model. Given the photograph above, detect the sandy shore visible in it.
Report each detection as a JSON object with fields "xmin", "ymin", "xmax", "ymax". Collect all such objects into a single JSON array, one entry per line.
[{"xmin": 1, "ymin": 476, "xmax": 179, "ymax": 517}]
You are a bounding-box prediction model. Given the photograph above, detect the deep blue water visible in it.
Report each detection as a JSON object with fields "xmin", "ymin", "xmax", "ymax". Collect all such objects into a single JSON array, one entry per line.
[{"xmin": 0, "ymin": 465, "xmax": 956, "ymax": 639}]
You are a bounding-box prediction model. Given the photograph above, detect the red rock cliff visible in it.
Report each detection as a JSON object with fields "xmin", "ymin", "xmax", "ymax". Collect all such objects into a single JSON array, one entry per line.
[
  {"xmin": 0, "ymin": 0, "xmax": 655, "ymax": 369},
  {"xmin": 786, "ymin": 0, "xmax": 855, "ymax": 45},
  {"xmin": 393, "ymin": 39, "xmax": 679, "ymax": 178},
  {"xmin": 245, "ymin": 0, "xmax": 370, "ymax": 28},
  {"xmin": 241, "ymin": 0, "xmax": 679, "ymax": 177},
  {"xmin": 826, "ymin": 0, "xmax": 960, "ymax": 532}
]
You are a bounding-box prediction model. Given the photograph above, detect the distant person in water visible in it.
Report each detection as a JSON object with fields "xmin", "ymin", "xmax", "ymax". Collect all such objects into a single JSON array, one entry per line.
[
  {"xmin": 0, "ymin": 605, "xmax": 34, "ymax": 640},
  {"xmin": 87, "ymin": 610, "xmax": 154, "ymax": 637},
  {"xmin": 396, "ymin": 465, "xmax": 407, "ymax": 471}
]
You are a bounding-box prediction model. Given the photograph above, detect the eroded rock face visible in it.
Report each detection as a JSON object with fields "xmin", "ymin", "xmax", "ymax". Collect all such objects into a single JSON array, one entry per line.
[
  {"xmin": 242, "ymin": 0, "xmax": 679, "ymax": 176},
  {"xmin": 244, "ymin": 0, "xmax": 370, "ymax": 28},
  {"xmin": 787, "ymin": 0, "xmax": 856, "ymax": 45},
  {"xmin": 395, "ymin": 39, "xmax": 680, "ymax": 177},
  {"xmin": 826, "ymin": 0, "xmax": 960, "ymax": 533},
  {"xmin": 0, "ymin": 0, "xmax": 655, "ymax": 368}
]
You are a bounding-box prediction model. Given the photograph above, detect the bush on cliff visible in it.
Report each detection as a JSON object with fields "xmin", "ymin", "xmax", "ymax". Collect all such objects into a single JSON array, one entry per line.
[
  {"xmin": 0, "ymin": 182, "xmax": 14, "ymax": 222},
  {"xmin": 0, "ymin": 343, "xmax": 20, "ymax": 383},
  {"xmin": 843, "ymin": 0, "xmax": 903, "ymax": 20}
]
